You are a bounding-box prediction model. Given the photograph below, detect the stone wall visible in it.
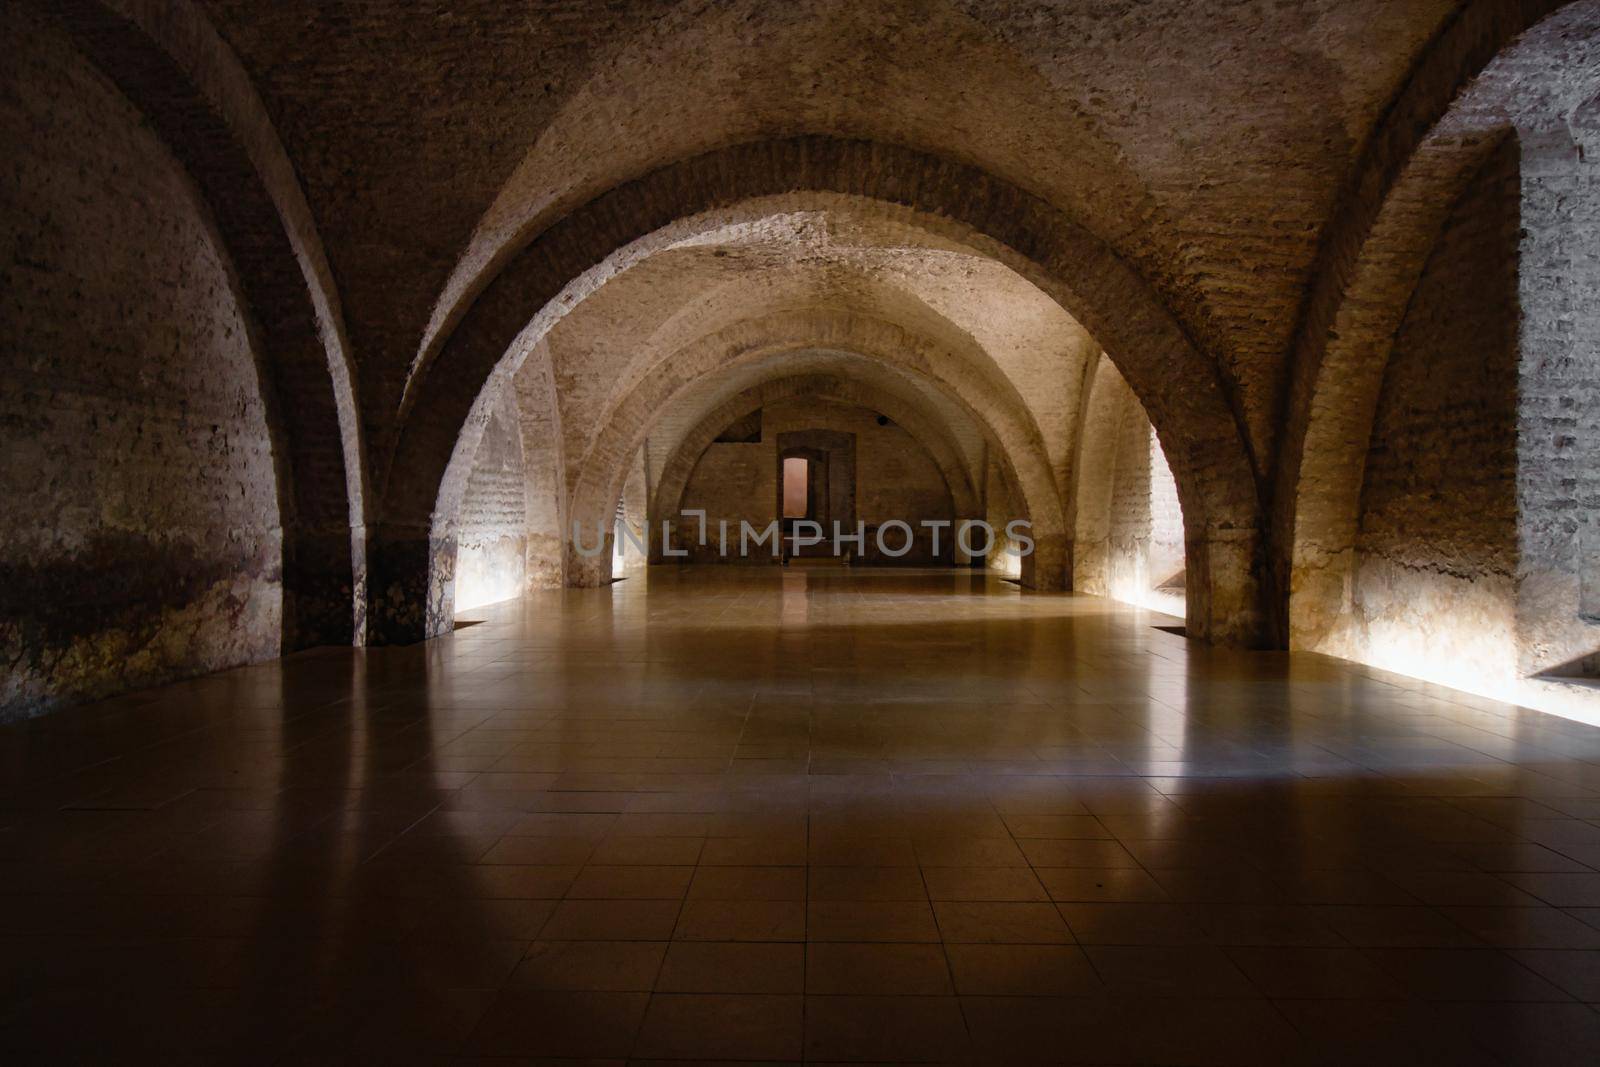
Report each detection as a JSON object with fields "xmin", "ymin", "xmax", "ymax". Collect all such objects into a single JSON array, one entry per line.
[
  {"xmin": 454, "ymin": 385, "xmax": 527, "ymax": 612},
  {"xmin": 0, "ymin": 12, "xmax": 282, "ymax": 719},
  {"xmin": 1344, "ymin": 140, "xmax": 1522, "ymax": 689}
]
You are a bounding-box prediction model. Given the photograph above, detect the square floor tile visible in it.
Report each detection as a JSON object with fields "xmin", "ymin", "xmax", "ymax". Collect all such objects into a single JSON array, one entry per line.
[
  {"xmin": 921, "ymin": 865, "xmax": 1048, "ymax": 901},
  {"xmin": 808, "ymin": 865, "xmax": 928, "ymax": 901},
  {"xmin": 933, "ymin": 901, "xmax": 1073, "ymax": 943},
  {"xmin": 509, "ymin": 940, "xmax": 665, "ymax": 990},
  {"xmin": 805, "ymin": 941, "xmax": 953, "ymax": 994},
  {"xmin": 655, "ymin": 940, "xmax": 803, "ymax": 993},
  {"xmin": 469, "ymin": 990, "xmax": 648, "ymax": 1057},
  {"xmin": 633, "ymin": 992, "xmax": 802, "ymax": 1060},
  {"xmin": 945, "ymin": 943, "xmax": 1102, "ymax": 995},
  {"xmin": 539, "ymin": 899, "xmax": 682, "ymax": 941},
  {"xmin": 674, "ymin": 899, "xmax": 805, "ymax": 941},
  {"xmin": 808, "ymin": 900, "xmax": 941, "ymax": 942},
  {"xmin": 804, "ymin": 994, "xmax": 971, "ymax": 1062}
]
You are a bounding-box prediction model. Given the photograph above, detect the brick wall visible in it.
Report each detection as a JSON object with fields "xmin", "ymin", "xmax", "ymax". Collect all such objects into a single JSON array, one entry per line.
[
  {"xmin": 513, "ymin": 352, "xmax": 565, "ymax": 589},
  {"xmin": 677, "ymin": 397, "xmax": 955, "ymax": 564},
  {"xmin": 0, "ymin": 12, "xmax": 282, "ymax": 718},
  {"xmin": 1347, "ymin": 140, "xmax": 1521, "ymax": 687},
  {"xmin": 985, "ymin": 451, "xmax": 1023, "ymax": 578},
  {"xmin": 1073, "ymin": 356, "xmax": 1186, "ymax": 614},
  {"xmin": 1105, "ymin": 415, "xmax": 1186, "ymax": 616},
  {"xmin": 1516, "ymin": 129, "xmax": 1600, "ymax": 679},
  {"xmin": 454, "ymin": 385, "xmax": 527, "ymax": 611}
]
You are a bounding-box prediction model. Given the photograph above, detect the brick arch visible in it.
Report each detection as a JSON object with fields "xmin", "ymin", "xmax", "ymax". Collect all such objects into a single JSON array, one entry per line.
[
  {"xmin": 33, "ymin": 0, "xmax": 369, "ymax": 649},
  {"xmin": 1275, "ymin": 0, "xmax": 1598, "ymax": 651},
  {"xmin": 563, "ymin": 312, "xmax": 1067, "ymax": 592},
  {"xmin": 559, "ymin": 282, "xmax": 1053, "ymax": 525},
  {"xmin": 498, "ymin": 241, "xmax": 1066, "ymax": 504},
  {"xmin": 414, "ymin": 0, "xmax": 1168, "ymax": 384},
  {"xmin": 532, "ymin": 229, "xmax": 1082, "ymax": 487},
  {"xmin": 382, "ymin": 139, "xmax": 1265, "ymax": 645},
  {"xmin": 650, "ymin": 373, "xmax": 982, "ymax": 534},
  {"xmin": 430, "ymin": 261, "xmax": 1069, "ymax": 634}
]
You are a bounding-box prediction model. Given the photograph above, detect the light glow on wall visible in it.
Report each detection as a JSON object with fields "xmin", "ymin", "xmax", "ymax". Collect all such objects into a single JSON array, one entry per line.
[
  {"xmin": 1316, "ymin": 570, "xmax": 1600, "ymax": 728},
  {"xmin": 455, "ymin": 536, "xmax": 526, "ymax": 613},
  {"xmin": 782, "ymin": 456, "xmax": 808, "ymax": 518}
]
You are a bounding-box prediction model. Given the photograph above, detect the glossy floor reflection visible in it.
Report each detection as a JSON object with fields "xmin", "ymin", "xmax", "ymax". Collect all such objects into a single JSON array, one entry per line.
[{"xmin": 4, "ymin": 567, "xmax": 1600, "ymax": 1064}]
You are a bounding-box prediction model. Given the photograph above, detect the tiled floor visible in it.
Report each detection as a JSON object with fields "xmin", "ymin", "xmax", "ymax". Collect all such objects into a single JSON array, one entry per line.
[{"xmin": 4, "ymin": 566, "xmax": 1600, "ymax": 1064}]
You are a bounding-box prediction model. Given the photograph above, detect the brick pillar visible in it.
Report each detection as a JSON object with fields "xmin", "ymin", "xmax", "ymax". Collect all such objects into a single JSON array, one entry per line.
[
  {"xmin": 1516, "ymin": 127, "xmax": 1600, "ymax": 677},
  {"xmin": 364, "ymin": 521, "xmax": 455, "ymax": 645}
]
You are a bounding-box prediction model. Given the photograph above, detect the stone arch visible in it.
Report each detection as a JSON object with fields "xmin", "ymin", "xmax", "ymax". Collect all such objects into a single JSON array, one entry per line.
[
  {"xmin": 563, "ymin": 312, "xmax": 1065, "ymax": 592},
  {"xmin": 651, "ymin": 373, "xmax": 982, "ymax": 537},
  {"xmin": 31, "ymin": 0, "xmax": 369, "ymax": 648},
  {"xmin": 1277, "ymin": 0, "xmax": 1600, "ymax": 653},
  {"xmin": 383, "ymin": 140, "xmax": 1263, "ymax": 645}
]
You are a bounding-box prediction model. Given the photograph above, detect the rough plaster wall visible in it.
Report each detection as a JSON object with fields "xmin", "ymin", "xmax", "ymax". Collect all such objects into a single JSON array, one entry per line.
[
  {"xmin": 0, "ymin": 13, "xmax": 282, "ymax": 719},
  {"xmin": 1517, "ymin": 130, "xmax": 1600, "ymax": 678},
  {"xmin": 454, "ymin": 387, "xmax": 526, "ymax": 612},
  {"xmin": 676, "ymin": 398, "xmax": 953, "ymax": 564},
  {"xmin": 1345, "ymin": 142, "xmax": 1521, "ymax": 690}
]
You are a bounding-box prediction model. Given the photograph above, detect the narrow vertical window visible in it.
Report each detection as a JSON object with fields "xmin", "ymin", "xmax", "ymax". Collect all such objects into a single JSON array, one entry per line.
[{"xmin": 782, "ymin": 457, "xmax": 808, "ymax": 518}]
